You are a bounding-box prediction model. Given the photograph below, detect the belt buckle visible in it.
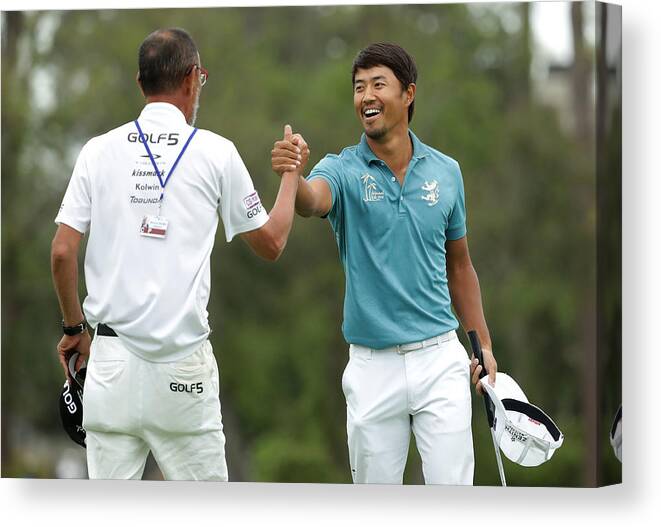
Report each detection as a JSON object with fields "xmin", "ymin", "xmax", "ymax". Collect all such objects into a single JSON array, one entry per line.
[
  {"xmin": 396, "ymin": 343, "xmax": 416, "ymax": 354},
  {"xmin": 396, "ymin": 341, "xmax": 422, "ymax": 354}
]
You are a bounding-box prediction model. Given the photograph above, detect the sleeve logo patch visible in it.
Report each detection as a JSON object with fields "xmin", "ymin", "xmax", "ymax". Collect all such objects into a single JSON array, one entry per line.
[{"xmin": 243, "ymin": 192, "xmax": 261, "ymax": 210}]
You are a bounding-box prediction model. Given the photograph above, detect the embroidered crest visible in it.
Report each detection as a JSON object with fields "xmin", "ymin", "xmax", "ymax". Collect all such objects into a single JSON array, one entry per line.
[
  {"xmin": 361, "ymin": 173, "xmax": 385, "ymax": 202},
  {"xmin": 421, "ymin": 180, "xmax": 439, "ymax": 206}
]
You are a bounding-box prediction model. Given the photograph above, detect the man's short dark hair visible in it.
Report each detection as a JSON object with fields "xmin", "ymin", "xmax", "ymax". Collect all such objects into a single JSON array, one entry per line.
[
  {"xmin": 352, "ymin": 42, "xmax": 418, "ymax": 123},
  {"xmin": 138, "ymin": 28, "xmax": 199, "ymax": 96}
]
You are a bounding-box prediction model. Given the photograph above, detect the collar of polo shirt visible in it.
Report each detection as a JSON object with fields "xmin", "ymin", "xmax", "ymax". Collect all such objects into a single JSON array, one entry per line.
[
  {"xmin": 358, "ymin": 129, "xmax": 430, "ymax": 165},
  {"xmin": 139, "ymin": 102, "xmax": 188, "ymax": 125}
]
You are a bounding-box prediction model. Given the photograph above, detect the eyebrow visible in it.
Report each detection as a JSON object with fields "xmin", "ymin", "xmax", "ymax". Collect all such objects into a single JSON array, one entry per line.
[{"xmin": 354, "ymin": 75, "xmax": 388, "ymax": 85}]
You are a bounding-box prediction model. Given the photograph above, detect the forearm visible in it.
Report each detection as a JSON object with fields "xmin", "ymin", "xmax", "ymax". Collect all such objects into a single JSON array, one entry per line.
[
  {"xmin": 267, "ymin": 171, "xmax": 299, "ymax": 241},
  {"xmin": 51, "ymin": 249, "xmax": 84, "ymax": 325},
  {"xmin": 295, "ymin": 175, "xmax": 322, "ymax": 217},
  {"xmin": 448, "ymin": 264, "xmax": 491, "ymax": 351}
]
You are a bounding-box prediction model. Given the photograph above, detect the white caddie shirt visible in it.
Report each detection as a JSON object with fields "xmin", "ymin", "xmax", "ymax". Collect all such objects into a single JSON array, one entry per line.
[{"xmin": 55, "ymin": 102, "xmax": 269, "ymax": 362}]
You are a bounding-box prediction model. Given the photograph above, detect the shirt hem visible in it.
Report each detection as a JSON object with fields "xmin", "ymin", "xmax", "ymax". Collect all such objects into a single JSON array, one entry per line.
[
  {"xmin": 446, "ymin": 228, "xmax": 467, "ymax": 241},
  {"xmin": 225, "ymin": 213, "xmax": 269, "ymax": 242},
  {"xmin": 345, "ymin": 323, "xmax": 460, "ymax": 350},
  {"xmin": 54, "ymin": 216, "xmax": 88, "ymax": 234}
]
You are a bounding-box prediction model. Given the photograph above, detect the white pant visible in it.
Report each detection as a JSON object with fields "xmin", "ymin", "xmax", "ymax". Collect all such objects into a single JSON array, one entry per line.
[
  {"xmin": 342, "ymin": 331, "xmax": 474, "ymax": 485},
  {"xmin": 83, "ymin": 335, "xmax": 228, "ymax": 480}
]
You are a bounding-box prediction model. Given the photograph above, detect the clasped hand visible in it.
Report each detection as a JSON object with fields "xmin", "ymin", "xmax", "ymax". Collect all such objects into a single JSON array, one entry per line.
[{"xmin": 271, "ymin": 124, "xmax": 310, "ymax": 177}]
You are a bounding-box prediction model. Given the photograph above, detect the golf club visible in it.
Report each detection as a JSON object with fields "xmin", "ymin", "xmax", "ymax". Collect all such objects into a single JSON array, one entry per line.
[{"xmin": 467, "ymin": 329, "xmax": 507, "ymax": 486}]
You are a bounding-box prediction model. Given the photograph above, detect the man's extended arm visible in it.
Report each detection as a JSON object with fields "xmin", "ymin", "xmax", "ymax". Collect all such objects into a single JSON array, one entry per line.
[
  {"xmin": 51, "ymin": 224, "xmax": 91, "ymax": 378},
  {"xmin": 446, "ymin": 236, "xmax": 497, "ymax": 393},
  {"xmin": 240, "ymin": 171, "xmax": 300, "ymax": 261},
  {"xmin": 292, "ymin": 177, "xmax": 331, "ymax": 218},
  {"xmin": 240, "ymin": 125, "xmax": 304, "ymax": 261}
]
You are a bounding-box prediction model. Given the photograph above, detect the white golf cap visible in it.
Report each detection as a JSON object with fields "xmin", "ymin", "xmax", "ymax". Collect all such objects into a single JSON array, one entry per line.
[
  {"xmin": 610, "ymin": 405, "xmax": 622, "ymax": 462},
  {"xmin": 480, "ymin": 372, "xmax": 564, "ymax": 467}
]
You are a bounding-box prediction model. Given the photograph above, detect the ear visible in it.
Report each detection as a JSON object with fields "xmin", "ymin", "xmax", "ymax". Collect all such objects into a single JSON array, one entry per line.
[
  {"xmin": 136, "ymin": 72, "xmax": 145, "ymax": 98},
  {"xmin": 405, "ymin": 83, "xmax": 416, "ymax": 107},
  {"xmin": 183, "ymin": 67, "xmax": 196, "ymax": 96}
]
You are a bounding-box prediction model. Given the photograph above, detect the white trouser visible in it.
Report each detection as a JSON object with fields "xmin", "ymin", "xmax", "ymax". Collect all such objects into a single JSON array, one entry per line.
[
  {"xmin": 83, "ymin": 335, "xmax": 228, "ymax": 481},
  {"xmin": 342, "ymin": 331, "xmax": 474, "ymax": 485}
]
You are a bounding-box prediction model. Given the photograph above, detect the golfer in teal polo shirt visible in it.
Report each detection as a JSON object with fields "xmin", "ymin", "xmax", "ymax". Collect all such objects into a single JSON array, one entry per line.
[{"xmin": 271, "ymin": 42, "xmax": 497, "ymax": 485}]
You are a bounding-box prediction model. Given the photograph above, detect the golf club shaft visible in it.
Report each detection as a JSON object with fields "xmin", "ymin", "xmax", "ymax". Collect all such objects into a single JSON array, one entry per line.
[
  {"xmin": 468, "ymin": 330, "xmax": 494, "ymax": 426},
  {"xmin": 467, "ymin": 329, "xmax": 506, "ymax": 486},
  {"xmin": 491, "ymin": 429, "xmax": 507, "ymax": 486}
]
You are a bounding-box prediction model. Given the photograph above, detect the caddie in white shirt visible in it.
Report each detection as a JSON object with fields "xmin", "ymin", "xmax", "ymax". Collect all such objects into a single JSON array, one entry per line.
[{"xmin": 51, "ymin": 28, "xmax": 308, "ymax": 480}]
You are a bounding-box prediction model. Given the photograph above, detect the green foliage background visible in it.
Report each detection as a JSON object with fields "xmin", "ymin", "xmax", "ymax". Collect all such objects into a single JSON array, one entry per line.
[{"xmin": 1, "ymin": 3, "xmax": 621, "ymax": 486}]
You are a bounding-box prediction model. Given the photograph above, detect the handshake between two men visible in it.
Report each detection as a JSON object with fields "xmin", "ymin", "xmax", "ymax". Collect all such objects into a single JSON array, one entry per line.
[
  {"xmin": 271, "ymin": 125, "xmax": 310, "ymax": 179},
  {"xmin": 270, "ymin": 125, "xmax": 333, "ymax": 220}
]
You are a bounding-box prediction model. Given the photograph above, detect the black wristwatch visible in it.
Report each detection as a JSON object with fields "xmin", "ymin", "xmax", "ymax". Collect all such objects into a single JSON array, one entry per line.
[{"xmin": 62, "ymin": 319, "xmax": 87, "ymax": 336}]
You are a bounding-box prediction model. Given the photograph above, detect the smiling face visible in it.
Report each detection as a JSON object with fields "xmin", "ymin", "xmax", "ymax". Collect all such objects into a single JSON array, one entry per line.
[{"xmin": 353, "ymin": 65, "xmax": 414, "ymax": 141}]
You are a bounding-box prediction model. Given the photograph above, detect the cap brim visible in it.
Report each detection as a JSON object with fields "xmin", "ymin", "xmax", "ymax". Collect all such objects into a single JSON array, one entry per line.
[
  {"xmin": 480, "ymin": 372, "xmax": 528, "ymax": 404},
  {"xmin": 501, "ymin": 398, "xmax": 563, "ymax": 443},
  {"xmin": 67, "ymin": 352, "xmax": 86, "ymax": 389}
]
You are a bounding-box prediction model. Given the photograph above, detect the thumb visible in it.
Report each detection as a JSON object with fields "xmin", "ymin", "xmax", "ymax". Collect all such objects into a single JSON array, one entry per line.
[
  {"xmin": 489, "ymin": 367, "xmax": 496, "ymax": 387},
  {"xmin": 75, "ymin": 354, "xmax": 87, "ymax": 373},
  {"xmin": 284, "ymin": 124, "xmax": 292, "ymax": 140}
]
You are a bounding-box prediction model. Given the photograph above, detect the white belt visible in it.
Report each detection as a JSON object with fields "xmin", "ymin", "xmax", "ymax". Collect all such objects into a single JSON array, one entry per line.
[{"xmin": 379, "ymin": 331, "xmax": 456, "ymax": 354}]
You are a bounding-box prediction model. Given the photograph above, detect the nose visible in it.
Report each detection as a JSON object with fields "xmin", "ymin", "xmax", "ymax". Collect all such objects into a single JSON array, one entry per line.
[{"xmin": 362, "ymin": 86, "xmax": 376, "ymax": 103}]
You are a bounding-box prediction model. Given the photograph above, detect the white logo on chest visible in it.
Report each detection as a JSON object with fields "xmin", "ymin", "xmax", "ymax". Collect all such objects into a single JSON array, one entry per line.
[
  {"xmin": 361, "ymin": 173, "xmax": 385, "ymax": 202},
  {"xmin": 421, "ymin": 180, "xmax": 440, "ymax": 206}
]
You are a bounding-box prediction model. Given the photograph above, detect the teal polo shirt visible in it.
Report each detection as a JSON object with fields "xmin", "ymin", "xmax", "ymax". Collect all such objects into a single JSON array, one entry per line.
[{"xmin": 308, "ymin": 130, "xmax": 467, "ymax": 349}]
